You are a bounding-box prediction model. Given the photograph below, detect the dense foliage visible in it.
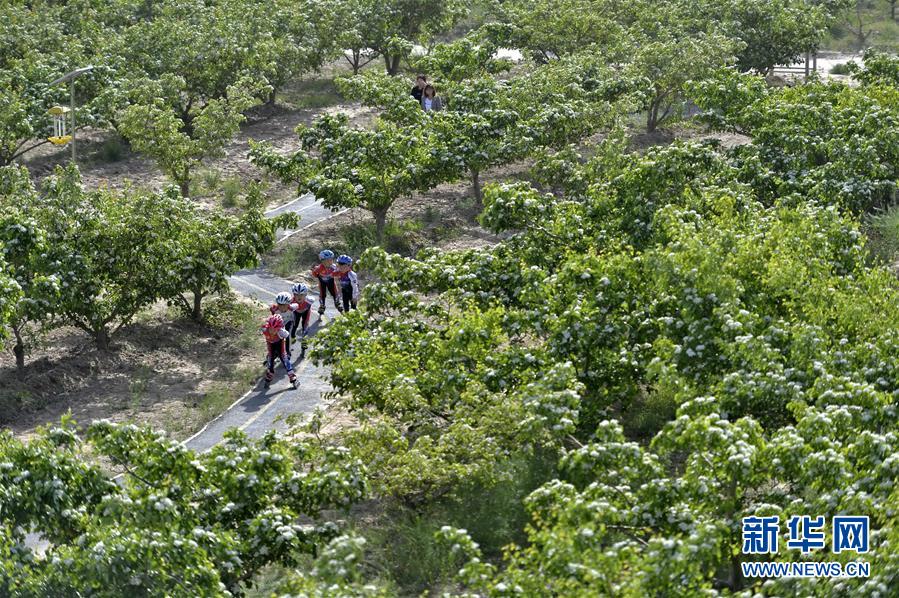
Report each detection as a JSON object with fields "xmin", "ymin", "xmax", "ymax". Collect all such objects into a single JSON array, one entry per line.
[
  {"xmin": 0, "ymin": 418, "xmax": 365, "ymax": 596},
  {"xmin": 2, "ymin": 0, "xmax": 899, "ymax": 595},
  {"xmin": 302, "ymin": 58, "xmax": 899, "ymax": 593},
  {"xmin": 0, "ymin": 165, "xmax": 294, "ymax": 356}
]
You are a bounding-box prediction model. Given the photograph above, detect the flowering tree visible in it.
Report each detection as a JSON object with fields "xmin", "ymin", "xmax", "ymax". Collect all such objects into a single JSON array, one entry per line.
[
  {"xmin": 168, "ymin": 186, "xmax": 298, "ymax": 321},
  {"xmin": 0, "ymin": 167, "xmax": 60, "ymax": 375},
  {"xmin": 117, "ymin": 77, "xmax": 265, "ymax": 198},
  {"xmin": 251, "ymin": 114, "xmax": 439, "ymax": 245},
  {"xmin": 0, "ymin": 418, "xmax": 365, "ymax": 596},
  {"xmin": 690, "ymin": 69, "xmax": 899, "ymax": 212}
]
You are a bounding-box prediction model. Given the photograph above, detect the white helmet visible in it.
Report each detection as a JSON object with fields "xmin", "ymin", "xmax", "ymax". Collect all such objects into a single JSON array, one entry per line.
[
  {"xmin": 275, "ymin": 292, "xmax": 292, "ymax": 305},
  {"xmin": 292, "ymin": 283, "xmax": 309, "ymax": 295}
]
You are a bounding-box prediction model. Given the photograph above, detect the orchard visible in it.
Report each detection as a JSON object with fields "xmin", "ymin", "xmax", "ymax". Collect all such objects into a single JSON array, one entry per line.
[{"xmin": 2, "ymin": 0, "xmax": 899, "ymax": 596}]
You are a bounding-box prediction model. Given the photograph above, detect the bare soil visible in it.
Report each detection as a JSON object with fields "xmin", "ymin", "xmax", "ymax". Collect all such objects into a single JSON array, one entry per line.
[
  {"xmin": 0, "ymin": 298, "xmax": 267, "ymax": 441},
  {"xmin": 5, "ymin": 58, "xmax": 746, "ymax": 444},
  {"xmin": 20, "ymin": 95, "xmax": 376, "ymax": 212}
]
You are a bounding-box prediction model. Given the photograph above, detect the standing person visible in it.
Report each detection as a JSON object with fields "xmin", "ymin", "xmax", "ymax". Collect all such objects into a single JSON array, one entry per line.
[
  {"xmin": 312, "ymin": 249, "xmax": 342, "ymax": 315},
  {"xmin": 335, "ymin": 254, "xmax": 360, "ymax": 312},
  {"xmin": 269, "ymin": 292, "xmax": 298, "ymax": 356},
  {"xmin": 290, "ymin": 283, "xmax": 315, "ymax": 360},
  {"xmin": 260, "ymin": 314, "xmax": 298, "ymax": 389},
  {"xmin": 421, "ymin": 85, "xmax": 444, "ymax": 112},
  {"xmin": 411, "ymin": 74, "xmax": 427, "ymax": 104}
]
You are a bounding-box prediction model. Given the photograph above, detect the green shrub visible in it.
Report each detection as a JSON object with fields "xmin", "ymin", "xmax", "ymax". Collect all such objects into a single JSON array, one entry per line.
[
  {"xmin": 221, "ymin": 176, "xmax": 242, "ymax": 208},
  {"xmin": 864, "ymin": 205, "xmax": 899, "ymax": 265},
  {"xmin": 100, "ymin": 136, "xmax": 127, "ymax": 162},
  {"xmin": 422, "ymin": 205, "xmax": 440, "ymax": 224},
  {"xmin": 355, "ymin": 453, "xmax": 557, "ymax": 595},
  {"xmin": 202, "ymin": 291, "xmax": 256, "ymax": 330},
  {"xmin": 621, "ymin": 390, "xmax": 678, "ymax": 440},
  {"xmin": 202, "ymin": 168, "xmax": 222, "ymax": 191},
  {"xmin": 341, "ymin": 219, "xmax": 423, "ymax": 256},
  {"xmin": 830, "ymin": 62, "xmax": 853, "ymax": 75}
]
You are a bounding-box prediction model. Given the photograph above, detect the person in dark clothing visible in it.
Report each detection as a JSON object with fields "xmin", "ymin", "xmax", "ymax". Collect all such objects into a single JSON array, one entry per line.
[{"xmin": 411, "ymin": 75, "xmax": 427, "ymax": 103}]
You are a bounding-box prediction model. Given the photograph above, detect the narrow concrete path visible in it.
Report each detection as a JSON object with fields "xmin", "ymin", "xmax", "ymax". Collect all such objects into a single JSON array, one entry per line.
[
  {"xmin": 24, "ymin": 194, "xmax": 344, "ymax": 552},
  {"xmin": 185, "ymin": 193, "xmax": 344, "ymax": 451}
]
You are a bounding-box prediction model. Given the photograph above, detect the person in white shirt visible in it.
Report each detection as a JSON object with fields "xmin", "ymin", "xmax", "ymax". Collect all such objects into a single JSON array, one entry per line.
[{"xmin": 421, "ymin": 84, "xmax": 444, "ymax": 112}]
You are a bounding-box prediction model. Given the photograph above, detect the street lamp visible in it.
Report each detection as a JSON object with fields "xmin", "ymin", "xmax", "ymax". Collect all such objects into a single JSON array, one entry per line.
[{"xmin": 48, "ymin": 66, "xmax": 95, "ymax": 163}]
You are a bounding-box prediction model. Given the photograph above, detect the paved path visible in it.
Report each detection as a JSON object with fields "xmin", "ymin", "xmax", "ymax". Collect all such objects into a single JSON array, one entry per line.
[
  {"xmin": 25, "ymin": 194, "xmax": 342, "ymax": 553},
  {"xmin": 185, "ymin": 192, "xmax": 343, "ymax": 451}
]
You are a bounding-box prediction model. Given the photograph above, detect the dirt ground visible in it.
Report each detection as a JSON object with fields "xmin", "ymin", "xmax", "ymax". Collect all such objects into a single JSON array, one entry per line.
[
  {"xmin": 3, "ymin": 70, "xmax": 375, "ymax": 440},
  {"xmin": 20, "ymin": 80, "xmax": 376, "ymax": 211},
  {"xmin": 3, "ymin": 59, "xmax": 746, "ymax": 442},
  {"xmin": 0, "ymin": 297, "xmax": 267, "ymax": 441}
]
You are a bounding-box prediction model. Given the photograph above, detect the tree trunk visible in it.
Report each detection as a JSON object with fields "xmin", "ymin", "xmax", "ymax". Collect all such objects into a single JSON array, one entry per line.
[
  {"xmin": 892, "ymin": 0, "xmax": 896, "ymax": 20},
  {"xmin": 385, "ymin": 54, "xmax": 402, "ymax": 76},
  {"xmin": 12, "ymin": 325, "xmax": 25, "ymax": 379},
  {"xmin": 374, "ymin": 209, "xmax": 387, "ymax": 246},
  {"xmin": 96, "ymin": 327, "xmax": 111, "ymax": 351},
  {"xmin": 192, "ymin": 287, "xmax": 203, "ymax": 322},
  {"xmin": 855, "ymin": 0, "xmax": 870, "ymax": 49},
  {"xmin": 179, "ymin": 178, "xmax": 190, "ymax": 199},
  {"xmin": 350, "ymin": 50, "xmax": 362, "ymax": 75},
  {"xmin": 471, "ymin": 169, "xmax": 481, "ymax": 204},
  {"xmin": 646, "ymin": 100, "xmax": 659, "ymax": 133},
  {"xmin": 267, "ymin": 86, "xmax": 277, "ymax": 106}
]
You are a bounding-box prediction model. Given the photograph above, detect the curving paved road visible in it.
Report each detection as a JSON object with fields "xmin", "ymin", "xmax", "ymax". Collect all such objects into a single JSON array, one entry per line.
[
  {"xmin": 185, "ymin": 193, "xmax": 344, "ymax": 452},
  {"xmin": 24, "ymin": 194, "xmax": 341, "ymax": 553}
]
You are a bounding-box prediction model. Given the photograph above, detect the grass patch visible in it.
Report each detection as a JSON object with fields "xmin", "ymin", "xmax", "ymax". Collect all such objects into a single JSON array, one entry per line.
[
  {"xmin": 279, "ymin": 77, "xmax": 343, "ymax": 109},
  {"xmin": 221, "ymin": 176, "xmax": 243, "ymax": 208},
  {"xmin": 129, "ymin": 365, "xmax": 153, "ymax": 410},
  {"xmin": 824, "ymin": 13, "xmax": 899, "ymax": 53},
  {"xmin": 170, "ymin": 293, "xmax": 265, "ymax": 437},
  {"xmin": 99, "ymin": 135, "xmax": 127, "ymax": 162},
  {"xmin": 354, "ymin": 452, "xmax": 557, "ymax": 595},
  {"xmin": 267, "ymin": 218, "xmax": 429, "ymax": 279},
  {"xmin": 196, "ymin": 364, "xmax": 259, "ymax": 424},
  {"xmin": 188, "ymin": 170, "xmax": 244, "ymax": 208},
  {"xmin": 864, "ymin": 204, "xmax": 899, "ymax": 265},
  {"xmin": 340, "ymin": 219, "xmax": 424, "ymax": 256},
  {"xmin": 621, "ymin": 390, "xmax": 678, "ymax": 440},
  {"xmin": 268, "ymin": 243, "xmax": 317, "ymax": 279}
]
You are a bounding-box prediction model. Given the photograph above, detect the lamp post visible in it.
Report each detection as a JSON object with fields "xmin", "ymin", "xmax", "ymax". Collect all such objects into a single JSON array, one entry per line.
[{"xmin": 48, "ymin": 66, "xmax": 95, "ymax": 164}]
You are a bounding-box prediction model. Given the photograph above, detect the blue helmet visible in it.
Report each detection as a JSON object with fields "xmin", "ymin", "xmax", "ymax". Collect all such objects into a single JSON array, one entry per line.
[
  {"xmin": 275, "ymin": 292, "xmax": 292, "ymax": 305},
  {"xmin": 292, "ymin": 283, "xmax": 308, "ymax": 295},
  {"xmin": 318, "ymin": 249, "xmax": 335, "ymax": 260},
  {"xmin": 336, "ymin": 254, "xmax": 353, "ymax": 265}
]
